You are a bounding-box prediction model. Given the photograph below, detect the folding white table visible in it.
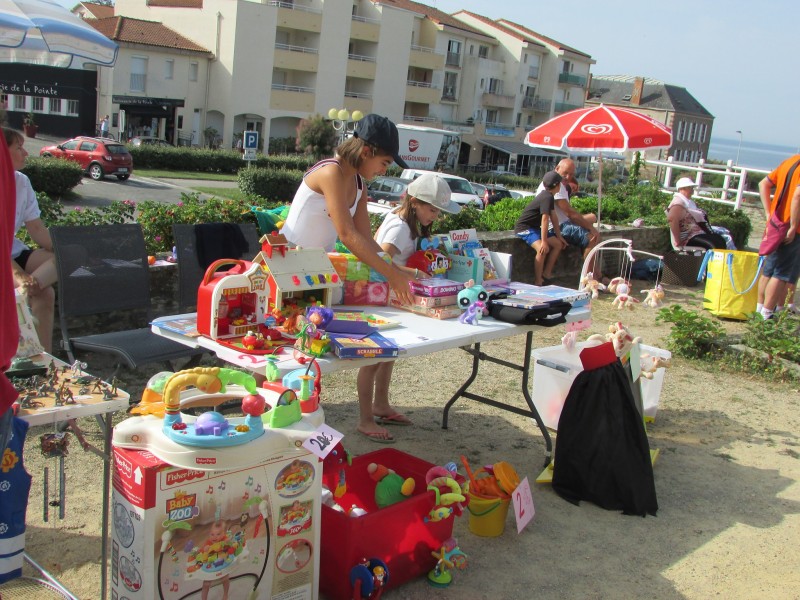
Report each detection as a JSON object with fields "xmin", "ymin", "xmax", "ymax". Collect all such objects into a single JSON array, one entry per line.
[{"xmin": 152, "ymin": 306, "xmax": 591, "ymax": 468}]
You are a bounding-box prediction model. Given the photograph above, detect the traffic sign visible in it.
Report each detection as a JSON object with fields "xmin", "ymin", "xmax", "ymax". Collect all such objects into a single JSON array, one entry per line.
[
  {"xmin": 243, "ymin": 131, "xmax": 258, "ymax": 150},
  {"xmin": 243, "ymin": 148, "xmax": 256, "ymax": 161}
]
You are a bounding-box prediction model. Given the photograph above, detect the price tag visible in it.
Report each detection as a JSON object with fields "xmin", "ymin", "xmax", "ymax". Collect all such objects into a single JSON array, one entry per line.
[
  {"xmin": 512, "ymin": 476, "xmax": 535, "ymax": 534},
  {"xmin": 302, "ymin": 424, "xmax": 343, "ymax": 460}
]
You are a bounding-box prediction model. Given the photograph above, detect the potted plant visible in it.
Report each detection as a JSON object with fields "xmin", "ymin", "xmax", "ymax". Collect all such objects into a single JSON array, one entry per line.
[{"xmin": 23, "ymin": 113, "xmax": 38, "ymax": 138}]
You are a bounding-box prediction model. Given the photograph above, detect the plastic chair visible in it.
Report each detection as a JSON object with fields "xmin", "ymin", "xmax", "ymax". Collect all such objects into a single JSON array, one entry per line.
[
  {"xmin": 50, "ymin": 224, "xmax": 205, "ymax": 377},
  {"xmin": 172, "ymin": 223, "xmax": 261, "ymax": 312}
]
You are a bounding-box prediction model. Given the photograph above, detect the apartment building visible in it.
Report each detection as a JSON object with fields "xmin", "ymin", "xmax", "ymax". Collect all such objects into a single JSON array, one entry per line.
[{"xmin": 586, "ymin": 75, "xmax": 714, "ymax": 163}]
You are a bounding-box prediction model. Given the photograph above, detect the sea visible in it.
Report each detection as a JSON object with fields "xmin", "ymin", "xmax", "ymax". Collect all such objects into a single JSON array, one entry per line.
[{"xmin": 707, "ymin": 137, "xmax": 799, "ymax": 171}]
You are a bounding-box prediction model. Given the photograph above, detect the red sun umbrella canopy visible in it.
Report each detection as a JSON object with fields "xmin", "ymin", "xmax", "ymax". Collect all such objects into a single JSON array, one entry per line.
[{"xmin": 525, "ymin": 104, "xmax": 672, "ymax": 152}]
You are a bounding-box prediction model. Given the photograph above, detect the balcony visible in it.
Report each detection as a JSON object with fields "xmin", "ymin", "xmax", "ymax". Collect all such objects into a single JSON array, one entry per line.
[
  {"xmin": 342, "ymin": 93, "xmax": 373, "ymax": 115},
  {"xmin": 405, "ymin": 80, "xmax": 439, "ymax": 104},
  {"xmin": 409, "ymin": 45, "xmax": 444, "ymax": 70},
  {"xmin": 522, "ymin": 96, "xmax": 550, "ymax": 112},
  {"xmin": 273, "ymin": 44, "xmax": 318, "ymax": 72},
  {"xmin": 481, "ymin": 92, "xmax": 515, "ymax": 109},
  {"xmin": 445, "ymin": 52, "xmax": 460, "ymax": 67},
  {"xmin": 402, "ymin": 114, "xmax": 440, "ymax": 125},
  {"xmin": 351, "ymin": 14, "xmax": 379, "ymax": 42},
  {"xmin": 269, "ymin": 1, "xmax": 322, "ymax": 33},
  {"xmin": 346, "ymin": 54, "xmax": 376, "ymax": 79},
  {"xmin": 483, "ymin": 122, "xmax": 516, "ymax": 137},
  {"xmin": 270, "ymin": 83, "xmax": 315, "ymax": 111},
  {"xmin": 558, "ymin": 72, "xmax": 587, "ymax": 87},
  {"xmin": 554, "ymin": 101, "xmax": 582, "ymax": 113},
  {"xmin": 528, "ymin": 65, "xmax": 539, "ymax": 79}
]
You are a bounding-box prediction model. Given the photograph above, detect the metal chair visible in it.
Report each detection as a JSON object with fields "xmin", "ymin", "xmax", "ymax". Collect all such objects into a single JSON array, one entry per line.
[
  {"xmin": 50, "ymin": 224, "xmax": 205, "ymax": 377},
  {"xmin": 172, "ymin": 222, "xmax": 261, "ymax": 313}
]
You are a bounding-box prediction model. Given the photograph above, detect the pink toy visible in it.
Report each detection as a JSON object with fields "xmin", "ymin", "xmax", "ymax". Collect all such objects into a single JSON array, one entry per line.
[
  {"xmin": 612, "ymin": 283, "xmax": 639, "ymax": 310},
  {"xmin": 641, "ymin": 284, "xmax": 665, "ymax": 308}
]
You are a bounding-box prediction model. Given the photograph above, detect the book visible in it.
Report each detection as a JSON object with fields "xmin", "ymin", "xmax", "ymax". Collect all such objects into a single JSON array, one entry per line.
[
  {"xmin": 329, "ymin": 310, "xmax": 401, "ymax": 331},
  {"xmin": 153, "ymin": 316, "xmax": 200, "ymax": 337},
  {"xmin": 408, "ymin": 278, "xmax": 465, "ymax": 297},
  {"xmin": 490, "ymin": 293, "xmax": 562, "ymax": 310},
  {"xmin": 328, "ymin": 332, "xmax": 400, "ymax": 358},
  {"xmin": 533, "ymin": 285, "xmax": 591, "ymax": 308},
  {"xmin": 472, "ymin": 247, "xmax": 499, "ymax": 281}
]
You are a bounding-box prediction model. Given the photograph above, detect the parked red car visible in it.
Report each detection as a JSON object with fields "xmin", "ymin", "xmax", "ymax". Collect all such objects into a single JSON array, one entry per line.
[{"xmin": 39, "ymin": 136, "xmax": 133, "ymax": 181}]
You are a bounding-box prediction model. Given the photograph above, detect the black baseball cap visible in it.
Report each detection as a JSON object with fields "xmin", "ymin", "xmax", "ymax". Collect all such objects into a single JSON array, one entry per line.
[
  {"xmin": 542, "ymin": 171, "xmax": 562, "ymax": 188},
  {"xmin": 352, "ymin": 114, "xmax": 409, "ymax": 169}
]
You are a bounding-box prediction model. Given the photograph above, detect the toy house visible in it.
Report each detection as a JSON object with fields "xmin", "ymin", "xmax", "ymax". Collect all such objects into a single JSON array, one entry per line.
[
  {"xmin": 197, "ymin": 260, "xmax": 272, "ymax": 340},
  {"xmin": 253, "ymin": 233, "xmax": 342, "ymax": 313}
]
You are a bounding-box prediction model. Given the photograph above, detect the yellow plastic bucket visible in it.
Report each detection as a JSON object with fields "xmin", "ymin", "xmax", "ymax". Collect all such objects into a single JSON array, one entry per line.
[{"xmin": 467, "ymin": 492, "xmax": 510, "ymax": 537}]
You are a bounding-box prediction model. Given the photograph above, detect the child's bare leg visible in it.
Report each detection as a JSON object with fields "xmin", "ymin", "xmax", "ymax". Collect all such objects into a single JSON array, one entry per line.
[
  {"xmin": 356, "ymin": 364, "xmax": 391, "ymax": 439},
  {"xmin": 371, "ymin": 361, "xmax": 398, "ymax": 418},
  {"xmin": 543, "ymin": 237, "xmax": 562, "ymax": 279},
  {"xmin": 532, "ymin": 240, "xmax": 546, "ymax": 285}
]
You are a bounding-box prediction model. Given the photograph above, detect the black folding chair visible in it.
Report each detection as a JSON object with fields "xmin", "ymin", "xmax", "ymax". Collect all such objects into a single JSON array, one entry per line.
[
  {"xmin": 172, "ymin": 222, "xmax": 261, "ymax": 313},
  {"xmin": 50, "ymin": 224, "xmax": 205, "ymax": 378}
]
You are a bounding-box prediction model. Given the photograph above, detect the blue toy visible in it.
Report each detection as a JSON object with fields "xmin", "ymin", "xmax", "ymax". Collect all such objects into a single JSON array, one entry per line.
[{"xmin": 457, "ymin": 280, "xmax": 488, "ymax": 325}]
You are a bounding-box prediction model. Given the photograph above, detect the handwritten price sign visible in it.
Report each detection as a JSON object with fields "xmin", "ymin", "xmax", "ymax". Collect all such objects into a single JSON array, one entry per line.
[
  {"xmin": 302, "ymin": 424, "xmax": 343, "ymax": 460},
  {"xmin": 512, "ymin": 476, "xmax": 535, "ymax": 534}
]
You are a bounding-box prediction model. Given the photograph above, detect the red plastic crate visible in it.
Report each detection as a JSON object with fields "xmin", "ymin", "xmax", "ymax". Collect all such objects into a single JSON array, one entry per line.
[{"xmin": 320, "ymin": 448, "xmax": 455, "ymax": 600}]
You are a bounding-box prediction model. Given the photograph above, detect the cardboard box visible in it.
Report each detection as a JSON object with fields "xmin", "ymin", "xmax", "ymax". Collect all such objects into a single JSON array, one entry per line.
[
  {"xmin": 320, "ymin": 449, "xmax": 456, "ymax": 600},
  {"xmin": 388, "ymin": 294, "xmax": 462, "ymax": 319},
  {"xmin": 111, "ymin": 446, "xmax": 321, "ymax": 599},
  {"xmin": 531, "ymin": 342, "xmax": 671, "ymax": 428},
  {"xmin": 408, "ymin": 278, "xmax": 464, "ymax": 297},
  {"xmin": 328, "ymin": 332, "xmax": 400, "ymax": 358},
  {"xmin": 447, "ymin": 251, "xmax": 511, "ymax": 285},
  {"xmin": 412, "ymin": 293, "xmax": 457, "ymax": 307}
]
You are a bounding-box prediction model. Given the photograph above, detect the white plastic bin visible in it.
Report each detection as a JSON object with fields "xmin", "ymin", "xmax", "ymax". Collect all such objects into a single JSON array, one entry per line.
[{"xmin": 531, "ymin": 342, "xmax": 671, "ymax": 430}]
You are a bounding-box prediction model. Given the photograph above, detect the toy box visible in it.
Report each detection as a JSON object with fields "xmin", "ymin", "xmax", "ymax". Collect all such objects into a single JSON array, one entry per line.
[
  {"xmin": 111, "ymin": 446, "xmax": 321, "ymax": 599},
  {"xmin": 408, "ymin": 278, "xmax": 464, "ymax": 297},
  {"xmin": 328, "ymin": 252, "xmax": 391, "ymax": 306},
  {"xmin": 388, "ymin": 293, "xmax": 463, "ymax": 319},
  {"xmin": 447, "ymin": 251, "xmax": 511, "ymax": 285},
  {"xmin": 531, "ymin": 342, "xmax": 671, "ymax": 428},
  {"xmin": 320, "ymin": 448, "xmax": 455, "ymax": 600},
  {"xmin": 328, "ymin": 332, "xmax": 400, "ymax": 359}
]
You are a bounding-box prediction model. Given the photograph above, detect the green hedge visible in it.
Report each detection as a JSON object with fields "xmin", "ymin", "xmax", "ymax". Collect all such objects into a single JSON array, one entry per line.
[
  {"xmin": 128, "ymin": 145, "xmax": 316, "ymax": 174},
  {"xmin": 237, "ymin": 167, "xmax": 304, "ymax": 202},
  {"xmin": 22, "ymin": 156, "xmax": 83, "ymax": 196}
]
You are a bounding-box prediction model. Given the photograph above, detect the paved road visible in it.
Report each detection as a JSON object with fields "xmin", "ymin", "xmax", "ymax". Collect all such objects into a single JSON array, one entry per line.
[{"xmin": 21, "ymin": 133, "xmax": 236, "ymax": 210}]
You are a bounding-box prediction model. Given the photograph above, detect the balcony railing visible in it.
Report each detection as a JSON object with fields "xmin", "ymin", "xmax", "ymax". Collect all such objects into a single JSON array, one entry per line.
[
  {"xmin": 483, "ymin": 122, "xmax": 516, "ymax": 135},
  {"xmin": 554, "ymin": 101, "xmax": 582, "ymax": 113},
  {"xmin": 344, "ymin": 90, "xmax": 372, "ymax": 99},
  {"xmin": 275, "ymin": 43, "xmax": 318, "ymax": 54},
  {"xmin": 271, "ymin": 83, "xmax": 314, "ymax": 93},
  {"xmin": 406, "ymin": 80, "xmax": 434, "ymax": 88},
  {"xmin": 130, "ymin": 73, "xmax": 146, "ymax": 92},
  {"xmin": 528, "ymin": 65, "xmax": 539, "ymax": 79},
  {"xmin": 445, "ymin": 52, "xmax": 460, "ymax": 67},
  {"xmin": 558, "ymin": 72, "xmax": 587, "ymax": 87},
  {"xmin": 402, "ymin": 115, "xmax": 439, "ymax": 123},
  {"xmin": 410, "ymin": 44, "xmax": 435, "ymax": 54},
  {"xmin": 522, "ymin": 96, "xmax": 550, "ymax": 111},
  {"xmin": 347, "ymin": 53, "xmax": 376, "ymax": 63},
  {"xmin": 351, "ymin": 14, "xmax": 380, "ymax": 24},
  {"xmin": 267, "ymin": 1, "xmax": 322, "ymax": 14}
]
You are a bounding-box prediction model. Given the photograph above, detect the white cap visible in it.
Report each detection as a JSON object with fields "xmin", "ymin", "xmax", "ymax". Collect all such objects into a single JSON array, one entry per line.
[
  {"xmin": 675, "ymin": 177, "xmax": 698, "ymax": 189},
  {"xmin": 407, "ymin": 174, "xmax": 461, "ymax": 214}
]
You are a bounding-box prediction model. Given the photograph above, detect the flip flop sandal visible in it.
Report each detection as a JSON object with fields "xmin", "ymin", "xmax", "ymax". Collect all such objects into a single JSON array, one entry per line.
[
  {"xmin": 357, "ymin": 429, "xmax": 395, "ymax": 444},
  {"xmin": 374, "ymin": 413, "xmax": 412, "ymax": 426}
]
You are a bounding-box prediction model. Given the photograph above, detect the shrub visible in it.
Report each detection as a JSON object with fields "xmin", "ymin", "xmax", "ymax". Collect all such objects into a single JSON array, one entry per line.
[
  {"xmin": 434, "ymin": 205, "xmax": 483, "ymax": 233},
  {"xmin": 128, "ymin": 145, "xmax": 315, "ymax": 174},
  {"xmin": 237, "ymin": 167, "xmax": 304, "ymax": 202},
  {"xmin": 656, "ymin": 304, "xmax": 724, "ymax": 359},
  {"xmin": 22, "ymin": 156, "xmax": 83, "ymax": 196},
  {"xmin": 477, "ymin": 197, "xmax": 528, "ymax": 231}
]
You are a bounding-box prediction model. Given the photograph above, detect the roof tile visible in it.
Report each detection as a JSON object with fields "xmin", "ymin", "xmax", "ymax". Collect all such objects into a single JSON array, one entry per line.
[{"xmin": 87, "ymin": 16, "xmax": 210, "ymax": 53}]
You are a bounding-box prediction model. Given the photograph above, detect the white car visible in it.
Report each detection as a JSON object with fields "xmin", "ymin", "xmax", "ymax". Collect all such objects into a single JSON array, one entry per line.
[
  {"xmin": 508, "ymin": 189, "xmax": 535, "ymax": 199},
  {"xmin": 400, "ymin": 168, "xmax": 483, "ymax": 209}
]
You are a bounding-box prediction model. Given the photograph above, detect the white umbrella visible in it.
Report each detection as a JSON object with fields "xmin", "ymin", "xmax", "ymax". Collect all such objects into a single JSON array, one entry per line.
[{"xmin": 0, "ymin": 0, "xmax": 117, "ymax": 67}]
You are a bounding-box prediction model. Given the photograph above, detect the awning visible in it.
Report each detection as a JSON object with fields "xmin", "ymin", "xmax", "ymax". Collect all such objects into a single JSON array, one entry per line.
[{"xmin": 479, "ymin": 139, "xmax": 566, "ymax": 157}]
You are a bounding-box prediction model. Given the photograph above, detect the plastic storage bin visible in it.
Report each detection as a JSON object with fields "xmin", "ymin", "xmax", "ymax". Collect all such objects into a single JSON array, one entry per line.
[
  {"xmin": 320, "ymin": 448, "xmax": 455, "ymax": 600},
  {"xmin": 531, "ymin": 342, "xmax": 671, "ymax": 429}
]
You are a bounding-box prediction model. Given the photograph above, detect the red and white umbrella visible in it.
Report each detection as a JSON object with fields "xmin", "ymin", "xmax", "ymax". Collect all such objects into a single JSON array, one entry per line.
[{"xmin": 525, "ymin": 104, "xmax": 672, "ymax": 224}]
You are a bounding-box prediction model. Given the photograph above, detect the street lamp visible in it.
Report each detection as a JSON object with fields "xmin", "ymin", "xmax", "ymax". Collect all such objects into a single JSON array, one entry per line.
[
  {"xmin": 328, "ymin": 108, "xmax": 364, "ymax": 144},
  {"xmin": 735, "ymin": 130, "xmax": 743, "ymax": 165}
]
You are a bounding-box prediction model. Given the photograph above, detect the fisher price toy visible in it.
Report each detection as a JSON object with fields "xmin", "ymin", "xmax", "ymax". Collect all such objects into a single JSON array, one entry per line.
[
  {"xmin": 427, "ymin": 537, "xmax": 468, "ymax": 588},
  {"xmin": 350, "ymin": 558, "xmax": 389, "ymax": 600},
  {"xmin": 367, "ymin": 463, "xmax": 415, "ymax": 508}
]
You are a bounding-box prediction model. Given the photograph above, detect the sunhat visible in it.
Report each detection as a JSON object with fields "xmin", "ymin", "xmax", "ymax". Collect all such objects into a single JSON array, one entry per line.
[{"xmin": 407, "ymin": 173, "xmax": 461, "ymax": 214}]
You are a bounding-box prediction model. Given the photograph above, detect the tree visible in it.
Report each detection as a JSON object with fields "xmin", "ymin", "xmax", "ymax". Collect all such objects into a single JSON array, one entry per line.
[{"xmin": 296, "ymin": 114, "xmax": 337, "ymax": 159}]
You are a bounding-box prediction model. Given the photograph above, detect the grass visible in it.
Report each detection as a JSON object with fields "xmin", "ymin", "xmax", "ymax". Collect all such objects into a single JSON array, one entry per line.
[
  {"xmin": 190, "ymin": 186, "xmax": 249, "ymax": 201},
  {"xmin": 135, "ymin": 168, "xmax": 238, "ymax": 181}
]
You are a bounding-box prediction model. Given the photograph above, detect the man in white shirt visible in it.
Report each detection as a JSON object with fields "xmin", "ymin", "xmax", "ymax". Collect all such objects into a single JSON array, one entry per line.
[{"xmin": 536, "ymin": 158, "xmax": 600, "ymax": 270}]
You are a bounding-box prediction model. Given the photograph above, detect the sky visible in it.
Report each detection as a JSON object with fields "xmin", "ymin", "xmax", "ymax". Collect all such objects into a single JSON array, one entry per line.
[{"xmin": 429, "ymin": 0, "xmax": 798, "ymax": 147}]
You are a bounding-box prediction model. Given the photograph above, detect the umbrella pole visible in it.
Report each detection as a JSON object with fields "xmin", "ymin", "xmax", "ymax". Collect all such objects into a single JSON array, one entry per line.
[{"xmin": 596, "ymin": 151, "xmax": 603, "ymax": 228}]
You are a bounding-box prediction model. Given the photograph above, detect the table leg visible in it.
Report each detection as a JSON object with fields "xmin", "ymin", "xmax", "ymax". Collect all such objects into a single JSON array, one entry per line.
[
  {"xmin": 100, "ymin": 411, "xmax": 112, "ymax": 600},
  {"xmin": 440, "ymin": 332, "xmax": 553, "ymax": 469}
]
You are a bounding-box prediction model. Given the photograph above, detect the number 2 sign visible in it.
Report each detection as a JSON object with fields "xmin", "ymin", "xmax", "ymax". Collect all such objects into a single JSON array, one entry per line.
[
  {"xmin": 512, "ymin": 476, "xmax": 535, "ymax": 533},
  {"xmin": 302, "ymin": 423, "xmax": 343, "ymax": 460}
]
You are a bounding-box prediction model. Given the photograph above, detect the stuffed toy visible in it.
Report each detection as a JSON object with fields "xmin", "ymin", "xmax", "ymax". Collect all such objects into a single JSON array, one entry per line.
[
  {"xmin": 368, "ymin": 463, "xmax": 415, "ymax": 508},
  {"xmin": 586, "ymin": 322, "xmax": 641, "ymax": 356},
  {"xmin": 641, "ymin": 285, "xmax": 665, "ymax": 308},
  {"xmin": 607, "ymin": 276, "xmax": 629, "ymax": 295},
  {"xmin": 612, "ymin": 283, "xmax": 639, "ymax": 310},
  {"xmin": 580, "ymin": 274, "xmax": 606, "ymax": 299},
  {"xmin": 640, "ymin": 355, "xmax": 672, "ymax": 379}
]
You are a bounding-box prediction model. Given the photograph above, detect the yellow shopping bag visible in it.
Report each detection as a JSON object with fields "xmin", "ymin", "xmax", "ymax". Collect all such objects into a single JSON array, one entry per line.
[{"xmin": 698, "ymin": 250, "xmax": 764, "ymax": 320}]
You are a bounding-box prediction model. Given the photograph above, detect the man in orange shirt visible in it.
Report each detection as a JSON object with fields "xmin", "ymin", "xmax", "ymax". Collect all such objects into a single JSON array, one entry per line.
[{"xmin": 756, "ymin": 154, "xmax": 800, "ymax": 319}]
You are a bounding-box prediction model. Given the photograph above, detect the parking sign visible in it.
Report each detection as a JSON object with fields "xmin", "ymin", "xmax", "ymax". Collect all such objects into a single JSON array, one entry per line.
[{"xmin": 243, "ymin": 131, "xmax": 258, "ymax": 150}]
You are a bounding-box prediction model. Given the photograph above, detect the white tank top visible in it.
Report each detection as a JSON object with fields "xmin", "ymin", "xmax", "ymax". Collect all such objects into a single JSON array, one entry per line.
[{"xmin": 281, "ymin": 158, "xmax": 364, "ymax": 251}]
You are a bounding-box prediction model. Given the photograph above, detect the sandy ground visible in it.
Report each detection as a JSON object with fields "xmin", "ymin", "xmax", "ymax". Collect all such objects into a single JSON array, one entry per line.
[{"xmin": 3, "ymin": 281, "xmax": 800, "ymax": 600}]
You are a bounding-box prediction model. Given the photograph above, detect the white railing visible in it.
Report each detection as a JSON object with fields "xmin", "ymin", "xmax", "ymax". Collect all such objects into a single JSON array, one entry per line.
[
  {"xmin": 344, "ymin": 90, "xmax": 372, "ymax": 99},
  {"xmin": 352, "ymin": 14, "xmax": 380, "ymax": 24},
  {"xmin": 402, "ymin": 115, "xmax": 438, "ymax": 123},
  {"xmin": 347, "ymin": 53, "xmax": 376, "ymax": 63},
  {"xmin": 406, "ymin": 80, "xmax": 433, "ymax": 88},
  {"xmin": 271, "ymin": 83, "xmax": 314, "ymax": 93},
  {"xmin": 410, "ymin": 44, "xmax": 435, "ymax": 54},
  {"xmin": 274, "ymin": 43, "xmax": 318, "ymax": 54},
  {"xmin": 268, "ymin": 1, "xmax": 322, "ymax": 14},
  {"xmin": 645, "ymin": 156, "xmax": 769, "ymax": 209}
]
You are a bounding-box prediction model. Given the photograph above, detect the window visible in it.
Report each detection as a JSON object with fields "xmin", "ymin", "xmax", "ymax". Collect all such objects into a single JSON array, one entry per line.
[
  {"xmin": 523, "ymin": 53, "xmax": 527, "ymax": 63},
  {"xmin": 688, "ymin": 122, "xmax": 697, "ymax": 142},
  {"xmin": 486, "ymin": 109, "xmax": 498, "ymax": 124},
  {"xmin": 469, "ymin": 44, "xmax": 474, "ymax": 55},
  {"xmin": 446, "ymin": 40, "xmax": 461, "ymax": 67},
  {"xmin": 698, "ymin": 123, "xmax": 707, "ymax": 143},
  {"xmin": 165, "ymin": 59, "xmax": 174, "ymax": 80},
  {"xmin": 676, "ymin": 120, "xmax": 685, "ymax": 142},
  {"xmin": 13, "ymin": 96, "xmax": 25, "ymax": 110},
  {"xmin": 130, "ymin": 56, "xmax": 147, "ymax": 92},
  {"xmin": 32, "ymin": 97, "xmax": 44, "ymax": 112},
  {"xmin": 478, "ymin": 45, "xmax": 488, "ymax": 58},
  {"xmin": 67, "ymin": 100, "xmax": 79, "ymax": 115},
  {"xmin": 488, "ymin": 78, "xmax": 502, "ymax": 94},
  {"xmin": 516, "ymin": 112, "xmax": 521, "ymax": 126},
  {"xmin": 79, "ymin": 141, "xmax": 98, "ymax": 151},
  {"xmin": 442, "ymin": 72, "xmax": 458, "ymax": 100},
  {"xmin": 189, "ymin": 62, "xmax": 198, "ymax": 82},
  {"xmin": 49, "ymin": 98, "xmax": 61, "ymax": 113},
  {"xmin": 62, "ymin": 140, "xmax": 79, "ymax": 151},
  {"xmin": 1, "ymin": 94, "xmax": 7, "ymax": 109},
  {"xmin": 562, "ymin": 60, "xmax": 572, "ymax": 73}
]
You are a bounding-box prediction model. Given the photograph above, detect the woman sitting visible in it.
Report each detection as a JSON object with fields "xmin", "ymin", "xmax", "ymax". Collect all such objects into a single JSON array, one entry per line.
[{"xmin": 667, "ymin": 177, "xmax": 727, "ymax": 251}]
